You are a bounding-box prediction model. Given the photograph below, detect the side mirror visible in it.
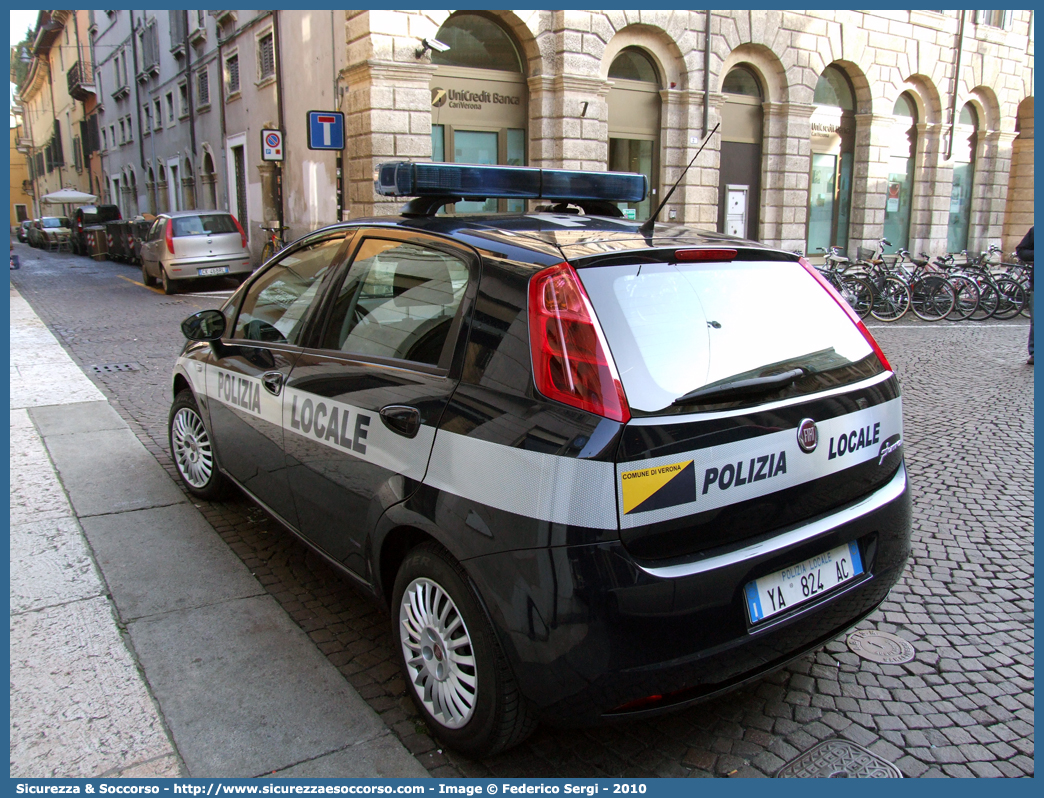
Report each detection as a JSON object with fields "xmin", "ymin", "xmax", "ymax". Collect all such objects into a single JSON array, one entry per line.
[{"xmin": 181, "ymin": 309, "xmax": 226, "ymax": 341}]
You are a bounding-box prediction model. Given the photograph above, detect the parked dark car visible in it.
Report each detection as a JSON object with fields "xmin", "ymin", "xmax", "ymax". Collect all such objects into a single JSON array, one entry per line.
[
  {"xmin": 71, "ymin": 204, "xmax": 121, "ymax": 256},
  {"xmin": 168, "ymin": 162, "xmax": 911, "ymax": 756}
]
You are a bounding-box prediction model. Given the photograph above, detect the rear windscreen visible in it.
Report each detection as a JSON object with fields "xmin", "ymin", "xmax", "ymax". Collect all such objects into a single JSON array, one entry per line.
[
  {"xmin": 172, "ymin": 214, "xmax": 238, "ymax": 237},
  {"xmin": 578, "ymin": 260, "xmax": 879, "ymax": 415}
]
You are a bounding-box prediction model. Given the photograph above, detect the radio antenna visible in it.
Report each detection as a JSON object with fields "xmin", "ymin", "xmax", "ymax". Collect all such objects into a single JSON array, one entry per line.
[{"xmin": 638, "ymin": 122, "xmax": 719, "ymax": 237}]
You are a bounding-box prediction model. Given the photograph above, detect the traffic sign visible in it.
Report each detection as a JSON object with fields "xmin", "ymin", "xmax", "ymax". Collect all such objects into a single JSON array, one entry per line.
[
  {"xmin": 261, "ymin": 128, "xmax": 283, "ymax": 161},
  {"xmin": 308, "ymin": 111, "xmax": 344, "ymax": 150}
]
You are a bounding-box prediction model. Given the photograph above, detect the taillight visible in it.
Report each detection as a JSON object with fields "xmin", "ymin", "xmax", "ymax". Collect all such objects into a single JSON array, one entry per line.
[
  {"xmin": 231, "ymin": 215, "xmax": 247, "ymax": 248},
  {"xmin": 799, "ymin": 256, "xmax": 891, "ymax": 371},
  {"xmin": 528, "ymin": 262, "xmax": 630, "ymax": 423},
  {"xmin": 165, "ymin": 219, "xmax": 175, "ymax": 255}
]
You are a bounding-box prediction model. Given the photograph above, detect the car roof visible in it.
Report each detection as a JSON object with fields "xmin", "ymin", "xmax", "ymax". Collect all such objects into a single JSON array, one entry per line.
[{"xmin": 322, "ymin": 212, "xmax": 790, "ymax": 264}]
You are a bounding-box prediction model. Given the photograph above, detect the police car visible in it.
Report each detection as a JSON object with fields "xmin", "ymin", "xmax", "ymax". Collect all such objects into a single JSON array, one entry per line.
[{"xmin": 169, "ymin": 162, "xmax": 911, "ymax": 756}]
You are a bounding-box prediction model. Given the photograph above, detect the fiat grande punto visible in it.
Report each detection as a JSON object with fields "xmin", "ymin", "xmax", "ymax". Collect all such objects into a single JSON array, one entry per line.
[{"xmin": 168, "ymin": 163, "xmax": 911, "ymax": 755}]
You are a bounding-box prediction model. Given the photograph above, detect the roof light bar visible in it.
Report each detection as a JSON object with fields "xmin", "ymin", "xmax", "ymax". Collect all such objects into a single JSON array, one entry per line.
[{"xmin": 374, "ymin": 162, "xmax": 648, "ymax": 203}]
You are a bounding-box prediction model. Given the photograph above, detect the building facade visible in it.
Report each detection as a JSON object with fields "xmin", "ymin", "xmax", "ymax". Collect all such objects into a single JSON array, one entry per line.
[
  {"xmin": 9, "ymin": 124, "xmax": 34, "ymax": 226},
  {"xmin": 14, "ymin": 10, "xmax": 98, "ymax": 218},
  {"xmin": 17, "ymin": 10, "xmax": 1033, "ymax": 259}
]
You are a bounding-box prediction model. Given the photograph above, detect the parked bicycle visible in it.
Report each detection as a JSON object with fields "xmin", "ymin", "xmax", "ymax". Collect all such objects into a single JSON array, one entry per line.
[
  {"xmin": 259, "ymin": 223, "xmax": 291, "ymax": 263},
  {"xmin": 814, "ymin": 247, "xmax": 874, "ymax": 319}
]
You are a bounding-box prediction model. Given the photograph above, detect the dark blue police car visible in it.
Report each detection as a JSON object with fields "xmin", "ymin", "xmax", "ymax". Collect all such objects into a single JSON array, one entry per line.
[{"xmin": 169, "ymin": 163, "xmax": 911, "ymax": 755}]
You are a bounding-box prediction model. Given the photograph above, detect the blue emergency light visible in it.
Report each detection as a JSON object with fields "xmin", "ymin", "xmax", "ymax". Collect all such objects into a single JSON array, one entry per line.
[{"xmin": 374, "ymin": 162, "xmax": 648, "ymax": 203}]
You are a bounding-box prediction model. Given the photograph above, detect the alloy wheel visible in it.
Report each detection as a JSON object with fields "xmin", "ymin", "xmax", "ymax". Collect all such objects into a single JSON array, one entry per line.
[
  {"xmin": 171, "ymin": 407, "xmax": 214, "ymax": 489},
  {"xmin": 399, "ymin": 577, "xmax": 478, "ymax": 729}
]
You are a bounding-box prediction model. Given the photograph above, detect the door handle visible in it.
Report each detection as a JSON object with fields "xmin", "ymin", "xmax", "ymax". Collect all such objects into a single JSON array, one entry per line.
[
  {"xmin": 379, "ymin": 405, "xmax": 421, "ymax": 439},
  {"xmin": 261, "ymin": 371, "xmax": 284, "ymax": 396}
]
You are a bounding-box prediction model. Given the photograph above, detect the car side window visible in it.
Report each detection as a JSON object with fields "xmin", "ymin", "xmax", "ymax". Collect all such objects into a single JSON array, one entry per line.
[
  {"xmin": 321, "ymin": 238, "xmax": 470, "ymax": 366},
  {"xmin": 232, "ymin": 236, "xmax": 345, "ymax": 345}
]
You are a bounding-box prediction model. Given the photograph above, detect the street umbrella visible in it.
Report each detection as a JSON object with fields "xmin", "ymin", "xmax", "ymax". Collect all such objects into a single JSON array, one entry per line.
[{"xmin": 41, "ymin": 188, "xmax": 98, "ymax": 204}]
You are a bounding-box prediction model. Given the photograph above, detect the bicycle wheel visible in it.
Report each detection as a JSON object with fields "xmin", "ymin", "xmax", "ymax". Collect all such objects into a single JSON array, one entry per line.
[
  {"xmin": 911, "ymin": 275, "xmax": 955, "ymax": 321},
  {"xmin": 260, "ymin": 241, "xmax": 274, "ymax": 263},
  {"xmin": 991, "ymin": 276, "xmax": 1026, "ymax": 320},
  {"xmin": 969, "ymin": 276, "xmax": 999, "ymax": 320},
  {"xmin": 839, "ymin": 275, "xmax": 874, "ymax": 319},
  {"xmin": 946, "ymin": 274, "xmax": 980, "ymax": 321},
  {"xmin": 870, "ymin": 277, "xmax": 910, "ymax": 322}
]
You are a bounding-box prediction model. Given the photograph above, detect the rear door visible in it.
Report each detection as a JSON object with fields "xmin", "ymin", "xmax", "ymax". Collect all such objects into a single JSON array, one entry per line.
[
  {"xmin": 205, "ymin": 232, "xmax": 350, "ymax": 524},
  {"xmin": 282, "ymin": 229, "xmax": 478, "ymax": 575},
  {"xmin": 576, "ymin": 254, "xmax": 904, "ymax": 561}
]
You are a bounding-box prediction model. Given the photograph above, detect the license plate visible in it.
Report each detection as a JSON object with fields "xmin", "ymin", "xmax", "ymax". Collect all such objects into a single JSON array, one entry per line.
[
  {"xmin": 745, "ymin": 542, "xmax": 863, "ymax": 624},
  {"xmin": 198, "ymin": 266, "xmax": 230, "ymax": 276}
]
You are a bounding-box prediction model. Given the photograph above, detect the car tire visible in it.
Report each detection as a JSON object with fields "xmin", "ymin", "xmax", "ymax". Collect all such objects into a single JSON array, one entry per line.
[
  {"xmin": 141, "ymin": 262, "xmax": 156, "ymax": 287},
  {"xmin": 392, "ymin": 542, "xmax": 535, "ymax": 757},
  {"xmin": 161, "ymin": 267, "xmax": 177, "ymax": 295},
  {"xmin": 168, "ymin": 389, "xmax": 229, "ymax": 500}
]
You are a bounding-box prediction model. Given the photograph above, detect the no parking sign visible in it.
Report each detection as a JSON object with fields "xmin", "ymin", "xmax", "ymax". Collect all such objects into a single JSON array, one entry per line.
[{"xmin": 261, "ymin": 128, "xmax": 284, "ymax": 161}]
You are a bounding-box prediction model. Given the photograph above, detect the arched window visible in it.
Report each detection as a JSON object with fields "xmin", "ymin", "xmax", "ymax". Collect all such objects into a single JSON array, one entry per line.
[
  {"xmin": 608, "ymin": 47, "xmax": 661, "ymax": 221},
  {"xmin": 883, "ymin": 93, "xmax": 918, "ymax": 252},
  {"xmin": 430, "ymin": 13, "xmax": 528, "ymax": 212},
  {"xmin": 719, "ymin": 65, "xmax": 764, "ymax": 239},
  {"xmin": 808, "ymin": 65, "xmax": 857, "ymax": 254},
  {"xmin": 948, "ymin": 103, "xmax": 978, "ymax": 253}
]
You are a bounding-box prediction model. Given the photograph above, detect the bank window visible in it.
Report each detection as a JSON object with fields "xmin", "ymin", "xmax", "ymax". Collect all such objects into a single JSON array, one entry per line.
[
  {"xmin": 321, "ymin": 239, "xmax": 470, "ymax": 367},
  {"xmin": 233, "ymin": 237, "xmax": 346, "ymax": 345}
]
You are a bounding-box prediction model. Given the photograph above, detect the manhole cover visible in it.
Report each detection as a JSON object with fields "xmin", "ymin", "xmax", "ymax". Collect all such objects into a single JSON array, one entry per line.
[
  {"xmin": 159, "ymin": 300, "xmax": 186, "ymax": 305},
  {"xmin": 847, "ymin": 629, "xmax": 915, "ymax": 664},
  {"xmin": 90, "ymin": 362, "xmax": 140, "ymax": 374},
  {"xmin": 776, "ymin": 739, "xmax": 903, "ymax": 778}
]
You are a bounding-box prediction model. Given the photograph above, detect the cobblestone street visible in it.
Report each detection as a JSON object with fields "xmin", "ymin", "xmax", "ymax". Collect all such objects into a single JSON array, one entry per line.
[{"xmin": 10, "ymin": 243, "xmax": 1034, "ymax": 778}]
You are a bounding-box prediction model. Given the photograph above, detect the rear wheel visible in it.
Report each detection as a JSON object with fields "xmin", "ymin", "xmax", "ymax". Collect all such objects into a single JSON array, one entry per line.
[
  {"xmin": 870, "ymin": 277, "xmax": 910, "ymax": 322},
  {"xmin": 991, "ymin": 276, "xmax": 1026, "ymax": 320},
  {"xmin": 911, "ymin": 276, "xmax": 955, "ymax": 321},
  {"xmin": 161, "ymin": 267, "xmax": 177, "ymax": 295},
  {"xmin": 946, "ymin": 274, "xmax": 979, "ymax": 321},
  {"xmin": 393, "ymin": 543, "xmax": 535, "ymax": 757},
  {"xmin": 969, "ymin": 277, "xmax": 999, "ymax": 320},
  {"xmin": 168, "ymin": 389, "xmax": 228, "ymax": 500},
  {"xmin": 839, "ymin": 275, "xmax": 874, "ymax": 319}
]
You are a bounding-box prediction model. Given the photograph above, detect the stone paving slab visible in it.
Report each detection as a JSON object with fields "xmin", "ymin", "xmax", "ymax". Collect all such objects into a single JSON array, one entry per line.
[
  {"xmin": 43, "ymin": 428, "xmax": 187, "ymax": 516},
  {"xmin": 10, "ymin": 597, "xmax": 182, "ymax": 778},
  {"xmin": 30, "ymin": 400, "xmax": 128, "ymax": 437},
  {"xmin": 127, "ymin": 595, "xmax": 394, "ymax": 777},
  {"xmin": 10, "ymin": 516, "xmax": 102, "ymax": 614},
  {"xmin": 269, "ymin": 736, "xmax": 431, "ymax": 778},
  {"xmin": 80, "ymin": 504, "xmax": 265, "ymax": 620}
]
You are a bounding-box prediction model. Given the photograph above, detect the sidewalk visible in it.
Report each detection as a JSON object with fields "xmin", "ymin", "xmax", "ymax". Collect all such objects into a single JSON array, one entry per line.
[{"xmin": 10, "ymin": 286, "xmax": 429, "ymax": 779}]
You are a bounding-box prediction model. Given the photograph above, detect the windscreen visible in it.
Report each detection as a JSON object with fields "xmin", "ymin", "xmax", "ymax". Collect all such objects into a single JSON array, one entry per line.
[
  {"xmin": 578, "ymin": 260, "xmax": 879, "ymax": 416},
  {"xmin": 172, "ymin": 214, "xmax": 238, "ymax": 237}
]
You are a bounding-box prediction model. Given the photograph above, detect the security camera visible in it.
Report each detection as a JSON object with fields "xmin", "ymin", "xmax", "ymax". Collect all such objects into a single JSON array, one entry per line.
[{"xmin": 416, "ymin": 38, "xmax": 451, "ymax": 58}]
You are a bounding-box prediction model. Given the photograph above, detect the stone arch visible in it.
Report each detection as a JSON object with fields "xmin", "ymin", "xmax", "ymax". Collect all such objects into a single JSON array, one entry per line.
[
  {"xmin": 600, "ymin": 25, "xmax": 687, "ymax": 91},
  {"xmin": 893, "ymin": 74, "xmax": 944, "ymax": 127},
  {"xmin": 200, "ymin": 145, "xmax": 218, "ymax": 210},
  {"xmin": 414, "ymin": 10, "xmax": 544, "ymax": 77},
  {"xmin": 718, "ymin": 43, "xmax": 788, "ymax": 105},
  {"xmin": 964, "ymin": 85, "xmax": 1002, "ymax": 132},
  {"xmin": 819, "ymin": 59, "xmax": 873, "ymax": 115}
]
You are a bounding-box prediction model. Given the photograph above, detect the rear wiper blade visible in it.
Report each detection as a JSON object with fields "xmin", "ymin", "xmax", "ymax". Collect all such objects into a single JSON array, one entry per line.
[{"xmin": 671, "ymin": 368, "xmax": 806, "ymax": 406}]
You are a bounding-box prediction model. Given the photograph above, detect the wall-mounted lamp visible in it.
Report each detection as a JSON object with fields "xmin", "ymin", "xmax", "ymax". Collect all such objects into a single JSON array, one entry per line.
[{"xmin": 415, "ymin": 38, "xmax": 450, "ymax": 59}]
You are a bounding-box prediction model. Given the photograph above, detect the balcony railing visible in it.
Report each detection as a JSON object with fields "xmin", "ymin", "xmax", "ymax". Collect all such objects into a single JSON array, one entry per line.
[{"xmin": 67, "ymin": 60, "xmax": 96, "ymax": 101}]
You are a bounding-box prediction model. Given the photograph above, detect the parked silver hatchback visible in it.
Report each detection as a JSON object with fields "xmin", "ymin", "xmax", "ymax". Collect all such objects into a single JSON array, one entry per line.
[{"xmin": 140, "ymin": 210, "xmax": 252, "ymax": 294}]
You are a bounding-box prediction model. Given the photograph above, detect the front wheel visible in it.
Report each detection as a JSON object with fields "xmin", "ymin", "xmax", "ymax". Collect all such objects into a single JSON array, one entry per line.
[
  {"xmin": 393, "ymin": 543, "xmax": 535, "ymax": 757},
  {"xmin": 260, "ymin": 241, "xmax": 275, "ymax": 263},
  {"xmin": 839, "ymin": 275, "xmax": 874, "ymax": 319},
  {"xmin": 168, "ymin": 389, "xmax": 228, "ymax": 500},
  {"xmin": 911, "ymin": 276, "xmax": 955, "ymax": 321},
  {"xmin": 991, "ymin": 276, "xmax": 1026, "ymax": 320},
  {"xmin": 141, "ymin": 262, "xmax": 156, "ymax": 287}
]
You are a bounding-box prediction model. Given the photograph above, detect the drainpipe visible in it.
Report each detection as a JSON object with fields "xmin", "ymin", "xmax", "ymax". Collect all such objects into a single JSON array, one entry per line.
[
  {"xmin": 45, "ymin": 44, "xmax": 65, "ymax": 187},
  {"xmin": 946, "ymin": 10, "xmax": 967, "ymax": 160},
  {"xmin": 272, "ymin": 10, "xmax": 286, "ymax": 231},
  {"xmin": 218, "ymin": 26, "xmax": 229, "ymax": 211},
  {"xmin": 184, "ymin": 11, "xmax": 197, "ymax": 203},
  {"xmin": 703, "ymin": 10, "xmax": 712, "ymax": 136},
  {"xmin": 131, "ymin": 10, "xmax": 147, "ymax": 175}
]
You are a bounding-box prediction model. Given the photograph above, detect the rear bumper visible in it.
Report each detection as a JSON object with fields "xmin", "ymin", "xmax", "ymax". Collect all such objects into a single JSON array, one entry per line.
[
  {"xmin": 168, "ymin": 256, "xmax": 253, "ymax": 279},
  {"xmin": 465, "ymin": 462, "xmax": 912, "ymax": 725}
]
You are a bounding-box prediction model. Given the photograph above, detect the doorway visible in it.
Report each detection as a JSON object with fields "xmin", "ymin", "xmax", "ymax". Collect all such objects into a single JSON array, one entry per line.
[
  {"xmin": 608, "ymin": 47, "xmax": 661, "ymax": 221},
  {"xmin": 718, "ymin": 66, "xmax": 763, "ymax": 239}
]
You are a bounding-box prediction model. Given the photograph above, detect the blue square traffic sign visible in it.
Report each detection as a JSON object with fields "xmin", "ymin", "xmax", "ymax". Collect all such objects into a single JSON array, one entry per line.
[{"xmin": 308, "ymin": 111, "xmax": 344, "ymax": 150}]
